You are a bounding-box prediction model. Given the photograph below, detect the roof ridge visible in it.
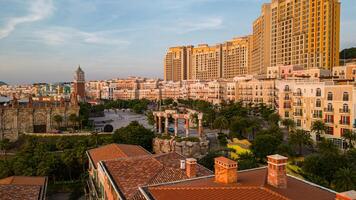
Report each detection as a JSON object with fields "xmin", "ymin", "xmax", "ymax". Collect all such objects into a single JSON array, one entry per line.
[
  {"xmin": 113, "ymin": 144, "xmax": 129, "ymax": 158},
  {"xmin": 260, "ymin": 187, "xmax": 290, "ymax": 200}
]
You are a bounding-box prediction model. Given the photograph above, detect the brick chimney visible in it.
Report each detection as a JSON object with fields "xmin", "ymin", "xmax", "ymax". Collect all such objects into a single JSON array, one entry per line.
[
  {"xmin": 186, "ymin": 158, "xmax": 197, "ymax": 178},
  {"xmin": 214, "ymin": 157, "xmax": 237, "ymax": 184},
  {"xmin": 267, "ymin": 154, "xmax": 288, "ymax": 188},
  {"xmin": 336, "ymin": 190, "xmax": 356, "ymax": 200}
]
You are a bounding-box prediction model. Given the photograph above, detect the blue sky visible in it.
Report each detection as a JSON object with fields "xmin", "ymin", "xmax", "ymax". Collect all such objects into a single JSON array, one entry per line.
[{"xmin": 0, "ymin": 0, "xmax": 355, "ymax": 84}]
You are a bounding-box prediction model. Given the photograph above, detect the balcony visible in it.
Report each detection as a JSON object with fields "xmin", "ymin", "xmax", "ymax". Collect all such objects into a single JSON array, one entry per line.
[
  {"xmin": 339, "ymin": 120, "xmax": 350, "ymax": 125},
  {"xmin": 284, "ymin": 88, "xmax": 291, "ymax": 92},
  {"xmin": 313, "ymin": 114, "xmax": 322, "ymax": 119},
  {"xmin": 324, "ymin": 108, "xmax": 334, "ymax": 112},
  {"xmin": 293, "ymin": 112, "xmax": 303, "ymax": 117},
  {"xmin": 293, "ymin": 92, "xmax": 302, "ymax": 96},
  {"xmin": 293, "ymin": 103, "xmax": 302, "ymax": 106},
  {"xmin": 339, "ymin": 109, "xmax": 350, "ymax": 114}
]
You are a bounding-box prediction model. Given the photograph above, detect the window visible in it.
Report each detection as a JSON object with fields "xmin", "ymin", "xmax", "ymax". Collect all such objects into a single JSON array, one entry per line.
[
  {"xmin": 316, "ymin": 88, "xmax": 321, "ymax": 96},
  {"xmin": 285, "ymin": 111, "xmax": 289, "ymax": 118},
  {"xmin": 342, "ymin": 104, "xmax": 349, "ymax": 112},
  {"xmin": 327, "ymin": 103, "xmax": 333, "ymax": 111},
  {"xmin": 327, "ymin": 92, "xmax": 333, "ymax": 100},
  {"xmin": 284, "ymin": 85, "xmax": 290, "ymax": 91},
  {"xmin": 343, "ymin": 92, "xmax": 349, "ymax": 101},
  {"xmin": 316, "ymin": 99, "xmax": 321, "ymax": 107}
]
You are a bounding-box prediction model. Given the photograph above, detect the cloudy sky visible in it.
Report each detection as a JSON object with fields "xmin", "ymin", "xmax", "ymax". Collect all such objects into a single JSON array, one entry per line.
[{"xmin": 0, "ymin": 0, "xmax": 355, "ymax": 84}]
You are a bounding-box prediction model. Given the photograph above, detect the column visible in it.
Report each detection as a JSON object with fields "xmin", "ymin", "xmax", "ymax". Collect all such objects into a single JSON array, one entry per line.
[
  {"xmin": 198, "ymin": 119, "xmax": 203, "ymax": 138},
  {"xmin": 154, "ymin": 115, "xmax": 158, "ymax": 132},
  {"xmin": 46, "ymin": 110, "xmax": 51, "ymax": 133},
  {"xmin": 13, "ymin": 109, "xmax": 18, "ymax": 139},
  {"xmin": 185, "ymin": 118, "xmax": 190, "ymax": 137},
  {"xmin": 158, "ymin": 116, "xmax": 162, "ymax": 134},
  {"xmin": 0, "ymin": 110, "xmax": 3, "ymax": 140},
  {"xmin": 165, "ymin": 116, "xmax": 169, "ymax": 135},
  {"xmin": 174, "ymin": 117, "xmax": 178, "ymax": 137}
]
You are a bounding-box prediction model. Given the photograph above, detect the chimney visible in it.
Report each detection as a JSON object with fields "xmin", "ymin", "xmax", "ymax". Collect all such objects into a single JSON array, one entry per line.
[
  {"xmin": 214, "ymin": 157, "xmax": 237, "ymax": 184},
  {"xmin": 267, "ymin": 154, "xmax": 288, "ymax": 188},
  {"xmin": 180, "ymin": 160, "xmax": 186, "ymax": 170},
  {"xmin": 186, "ymin": 158, "xmax": 197, "ymax": 178},
  {"xmin": 336, "ymin": 190, "xmax": 356, "ymax": 200}
]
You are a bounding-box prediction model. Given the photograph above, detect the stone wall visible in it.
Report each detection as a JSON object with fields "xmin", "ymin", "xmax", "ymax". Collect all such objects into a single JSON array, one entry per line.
[{"xmin": 153, "ymin": 137, "xmax": 209, "ymax": 158}]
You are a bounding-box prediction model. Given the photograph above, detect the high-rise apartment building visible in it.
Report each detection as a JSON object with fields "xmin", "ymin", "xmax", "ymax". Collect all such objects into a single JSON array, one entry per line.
[
  {"xmin": 191, "ymin": 44, "xmax": 222, "ymax": 80},
  {"xmin": 251, "ymin": 3, "xmax": 271, "ymax": 75},
  {"xmin": 270, "ymin": 0, "xmax": 340, "ymax": 70},
  {"xmin": 164, "ymin": 0, "xmax": 340, "ymax": 79},
  {"xmin": 222, "ymin": 36, "xmax": 253, "ymax": 78},
  {"xmin": 164, "ymin": 46, "xmax": 193, "ymax": 81},
  {"xmin": 164, "ymin": 36, "xmax": 252, "ymax": 81}
]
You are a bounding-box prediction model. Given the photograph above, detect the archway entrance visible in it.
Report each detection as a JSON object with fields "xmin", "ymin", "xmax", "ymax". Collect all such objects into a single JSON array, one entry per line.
[
  {"xmin": 103, "ymin": 124, "xmax": 114, "ymax": 132},
  {"xmin": 33, "ymin": 125, "xmax": 47, "ymax": 133}
]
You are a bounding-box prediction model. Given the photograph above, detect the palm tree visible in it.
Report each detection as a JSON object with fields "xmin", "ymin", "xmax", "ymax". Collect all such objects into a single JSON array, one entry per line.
[
  {"xmin": 213, "ymin": 116, "xmax": 229, "ymax": 133},
  {"xmin": 288, "ymin": 129, "xmax": 313, "ymax": 155},
  {"xmin": 311, "ymin": 120, "xmax": 326, "ymax": 141},
  {"xmin": 247, "ymin": 117, "xmax": 262, "ymax": 140},
  {"xmin": 68, "ymin": 114, "xmax": 78, "ymax": 130},
  {"xmin": 281, "ymin": 118, "xmax": 296, "ymax": 134},
  {"xmin": 0, "ymin": 139, "xmax": 10, "ymax": 160},
  {"xmin": 52, "ymin": 115, "xmax": 63, "ymax": 130},
  {"xmin": 342, "ymin": 129, "xmax": 356, "ymax": 149},
  {"xmin": 332, "ymin": 167, "xmax": 356, "ymax": 192},
  {"xmin": 268, "ymin": 113, "xmax": 280, "ymax": 126}
]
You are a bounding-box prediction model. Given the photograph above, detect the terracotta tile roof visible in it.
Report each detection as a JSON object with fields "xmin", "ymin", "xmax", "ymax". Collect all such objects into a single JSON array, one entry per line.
[
  {"xmin": 149, "ymin": 186, "xmax": 288, "ymax": 200},
  {"xmin": 103, "ymin": 152, "xmax": 212, "ymax": 200},
  {"xmin": 143, "ymin": 168, "xmax": 336, "ymax": 200},
  {"xmin": 0, "ymin": 185, "xmax": 42, "ymax": 200},
  {"xmin": 0, "ymin": 176, "xmax": 46, "ymax": 186},
  {"xmin": 0, "ymin": 176, "xmax": 47, "ymax": 200},
  {"xmin": 87, "ymin": 143, "xmax": 150, "ymax": 168}
]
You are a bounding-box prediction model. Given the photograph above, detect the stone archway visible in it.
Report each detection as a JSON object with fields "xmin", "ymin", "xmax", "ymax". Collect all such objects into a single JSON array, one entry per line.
[
  {"xmin": 33, "ymin": 112, "xmax": 47, "ymax": 133},
  {"xmin": 103, "ymin": 124, "xmax": 114, "ymax": 132}
]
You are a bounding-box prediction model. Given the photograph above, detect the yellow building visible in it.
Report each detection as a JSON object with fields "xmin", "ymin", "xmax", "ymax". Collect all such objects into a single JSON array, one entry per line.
[
  {"xmin": 270, "ymin": 0, "xmax": 340, "ymax": 70},
  {"xmin": 251, "ymin": 3, "xmax": 271, "ymax": 75},
  {"xmin": 191, "ymin": 44, "xmax": 223, "ymax": 80},
  {"xmin": 222, "ymin": 36, "xmax": 253, "ymax": 78},
  {"xmin": 164, "ymin": 46, "xmax": 192, "ymax": 81}
]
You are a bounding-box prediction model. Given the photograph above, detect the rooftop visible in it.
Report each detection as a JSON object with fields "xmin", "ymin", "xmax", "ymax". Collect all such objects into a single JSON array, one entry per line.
[
  {"xmin": 142, "ymin": 167, "xmax": 336, "ymax": 200},
  {"xmin": 102, "ymin": 152, "xmax": 212, "ymax": 200},
  {"xmin": 87, "ymin": 143, "xmax": 150, "ymax": 168},
  {"xmin": 0, "ymin": 176, "xmax": 47, "ymax": 200}
]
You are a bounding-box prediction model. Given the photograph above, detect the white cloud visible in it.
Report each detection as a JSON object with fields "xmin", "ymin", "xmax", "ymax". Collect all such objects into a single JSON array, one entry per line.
[
  {"xmin": 36, "ymin": 26, "xmax": 130, "ymax": 46},
  {"xmin": 0, "ymin": 0, "xmax": 54, "ymax": 39},
  {"xmin": 176, "ymin": 17, "xmax": 223, "ymax": 33}
]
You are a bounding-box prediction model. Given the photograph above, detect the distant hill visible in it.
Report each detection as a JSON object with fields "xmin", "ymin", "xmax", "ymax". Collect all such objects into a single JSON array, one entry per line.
[
  {"xmin": 340, "ymin": 47, "xmax": 356, "ymax": 59},
  {"xmin": 340, "ymin": 47, "xmax": 356, "ymax": 65},
  {"xmin": 0, "ymin": 81, "xmax": 7, "ymax": 86}
]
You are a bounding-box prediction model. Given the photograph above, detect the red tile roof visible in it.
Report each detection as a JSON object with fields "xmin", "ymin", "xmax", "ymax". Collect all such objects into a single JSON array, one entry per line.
[
  {"xmin": 87, "ymin": 143, "xmax": 150, "ymax": 168},
  {"xmin": 0, "ymin": 176, "xmax": 47, "ymax": 200},
  {"xmin": 143, "ymin": 168, "xmax": 336, "ymax": 200},
  {"xmin": 103, "ymin": 152, "xmax": 212, "ymax": 200}
]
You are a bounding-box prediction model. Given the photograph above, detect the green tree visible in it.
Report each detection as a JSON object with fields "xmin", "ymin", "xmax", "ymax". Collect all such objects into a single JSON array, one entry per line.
[
  {"xmin": 213, "ymin": 116, "xmax": 229, "ymax": 133},
  {"xmin": 0, "ymin": 139, "xmax": 11, "ymax": 159},
  {"xmin": 268, "ymin": 113, "xmax": 280, "ymax": 126},
  {"xmin": 146, "ymin": 111, "xmax": 155, "ymax": 126},
  {"xmin": 112, "ymin": 121, "xmax": 155, "ymax": 151},
  {"xmin": 332, "ymin": 167, "xmax": 356, "ymax": 192},
  {"xmin": 342, "ymin": 129, "xmax": 356, "ymax": 149},
  {"xmin": 288, "ymin": 129, "xmax": 313, "ymax": 155},
  {"xmin": 281, "ymin": 118, "xmax": 296, "ymax": 134},
  {"xmin": 229, "ymin": 116, "xmax": 248, "ymax": 138},
  {"xmin": 317, "ymin": 139, "xmax": 339, "ymax": 155},
  {"xmin": 237, "ymin": 152, "xmax": 259, "ymax": 170},
  {"xmin": 311, "ymin": 120, "xmax": 326, "ymax": 141},
  {"xmin": 251, "ymin": 135, "xmax": 281, "ymax": 162},
  {"xmin": 198, "ymin": 150, "xmax": 226, "ymax": 171},
  {"xmin": 68, "ymin": 114, "xmax": 78, "ymax": 130},
  {"xmin": 53, "ymin": 115, "xmax": 63, "ymax": 130},
  {"xmin": 61, "ymin": 150, "xmax": 76, "ymax": 180}
]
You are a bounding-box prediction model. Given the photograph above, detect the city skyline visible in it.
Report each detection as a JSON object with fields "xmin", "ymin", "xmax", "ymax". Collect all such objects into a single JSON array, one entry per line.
[{"xmin": 0, "ymin": 0, "xmax": 355, "ymax": 84}]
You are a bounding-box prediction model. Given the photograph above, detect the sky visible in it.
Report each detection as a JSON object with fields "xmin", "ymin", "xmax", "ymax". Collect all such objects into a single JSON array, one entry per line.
[{"xmin": 0, "ymin": 0, "xmax": 355, "ymax": 84}]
